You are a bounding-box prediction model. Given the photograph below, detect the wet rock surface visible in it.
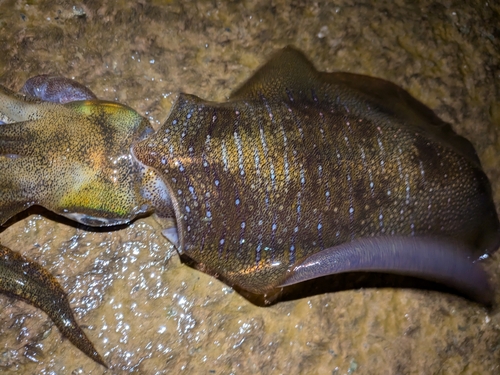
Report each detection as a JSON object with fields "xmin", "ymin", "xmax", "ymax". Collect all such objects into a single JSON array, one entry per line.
[{"xmin": 0, "ymin": 0, "xmax": 499, "ymax": 373}]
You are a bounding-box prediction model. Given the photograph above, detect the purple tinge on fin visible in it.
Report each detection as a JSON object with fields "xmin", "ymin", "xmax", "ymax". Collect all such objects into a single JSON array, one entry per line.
[
  {"xmin": 279, "ymin": 236, "xmax": 493, "ymax": 304},
  {"xmin": 21, "ymin": 75, "xmax": 97, "ymax": 103}
]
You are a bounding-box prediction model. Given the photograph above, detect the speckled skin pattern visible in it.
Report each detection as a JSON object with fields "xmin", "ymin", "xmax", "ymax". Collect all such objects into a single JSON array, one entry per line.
[
  {"xmin": 0, "ymin": 47, "xmax": 499, "ymax": 367},
  {"xmin": 134, "ymin": 48, "xmax": 499, "ymax": 293},
  {"xmin": 0, "ymin": 85, "xmax": 154, "ymax": 227},
  {"xmin": 0, "ymin": 244, "xmax": 106, "ymax": 366}
]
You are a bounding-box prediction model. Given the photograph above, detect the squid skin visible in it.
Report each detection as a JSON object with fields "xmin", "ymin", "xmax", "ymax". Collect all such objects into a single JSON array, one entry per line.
[
  {"xmin": 0, "ymin": 244, "xmax": 107, "ymax": 367},
  {"xmin": 0, "ymin": 47, "xmax": 499, "ymax": 366},
  {"xmin": 134, "ymin": 47, "xmax": 499, "ymax": 296},
  {"xmin": 21, "ymin": 74, "xmax": 97, "ymax": 103},
  {"xmin": 279, "ymin": 236, "xmax": 493, "ymax": 305},
  {"xmin": 0, "ymin": 77, "xmax": 155, "ymax": 366}
]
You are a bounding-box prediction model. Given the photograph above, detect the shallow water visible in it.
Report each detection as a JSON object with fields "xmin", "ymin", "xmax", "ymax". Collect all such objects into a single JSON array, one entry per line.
[{"xmin": 0, "ymin": 0, "xmax": 499, "ymax": 373}]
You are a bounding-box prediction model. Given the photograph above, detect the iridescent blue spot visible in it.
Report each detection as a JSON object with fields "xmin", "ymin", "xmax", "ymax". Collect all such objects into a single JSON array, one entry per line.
[
  {"xmin": 241, "ymin": 222, "xmax": 246, "ymax": 229},
  {"xmin": 206, "ymin": 211, "xmax": 212, "ymax": 217},
  {"xmin": 219, "ymin": 239, "xmax": 225, "ymax": 245},
  {"xmin": 172, "ymin": 119, "xmax": 178, "ymax": 125},
  {"xmin": 235, "ymin": 198, "xmax": 240, "ymax": 205},
  {"xmin": 317, "ymin": 223, "xmax": 322, "ymax": 230}
]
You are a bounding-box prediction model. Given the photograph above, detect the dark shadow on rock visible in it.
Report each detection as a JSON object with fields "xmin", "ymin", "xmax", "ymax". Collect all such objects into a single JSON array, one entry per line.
[{"xmin": 1, "ymin": 205, "xmax": 140, "ymax": 234}]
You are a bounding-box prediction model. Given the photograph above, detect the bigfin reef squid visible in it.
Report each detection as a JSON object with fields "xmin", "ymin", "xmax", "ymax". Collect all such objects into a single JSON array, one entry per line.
[{"xmin": 0, "ymin": 47, "xmax": 498, "ymax": 367}]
